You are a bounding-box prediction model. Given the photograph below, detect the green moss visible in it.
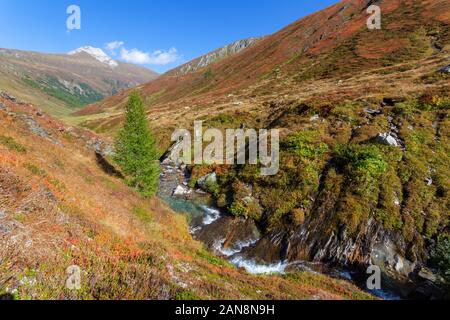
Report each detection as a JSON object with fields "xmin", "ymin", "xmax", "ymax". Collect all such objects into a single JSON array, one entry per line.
[
  {"xmin": 174, "ymin": 290, "xmax": 199, "ymax": 300},
  {"xmin": 431, "ymin": 235, "xmax": 450, "ymax": 284},
  {"xmin": 133, "ymin": 206, "xmax": 153, "ymax": 224},
  {"xmin": 283, "ymin": 131, "xmax": 329, "ymax": 159},
  {"xmin": 25, "ymin": 163, "xmax": 47, "ymax": 177},
  {"xmin": 0, "ymin": 135, "xmax": 26, "ymax": 153},
  {"xmin": 335, "ymin": 144, "xmax": 388, "ymax": 179},
  {"xmin": 196, "ymin": 250, "xmax": 229, "ymax": 268}
]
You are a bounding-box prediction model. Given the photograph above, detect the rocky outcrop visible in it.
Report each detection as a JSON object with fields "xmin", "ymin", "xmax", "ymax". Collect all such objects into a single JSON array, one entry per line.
[
  {"xmin": 197, "ymin": 172, "xmax": 217, "ymax": 192},
  {"xmin": 375, "ymin": 132, "xmax": 402, "ymax": 147},
  {"xmin": 161, "ymin": 135, "xmax": 190, "ymax": 168},
  {"xmin": 170, "ymin": 37, "xmax": 262, "ymax": 76}
]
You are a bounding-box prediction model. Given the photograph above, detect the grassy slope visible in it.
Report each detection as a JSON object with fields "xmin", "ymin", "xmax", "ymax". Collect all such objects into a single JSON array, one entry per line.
[
  {"xmin": 0, "ymin": 97, "xmax": 373, "ymax": 300},
  {"xmin": 0, "ymin": 69, "xmax": 76, "ymax": 118}
]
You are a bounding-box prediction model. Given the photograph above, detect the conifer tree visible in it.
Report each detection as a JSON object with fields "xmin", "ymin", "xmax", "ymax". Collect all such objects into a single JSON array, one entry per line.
[{"xmin": 114, "ymin": 91, "xmax": 160, "ymax": 197}]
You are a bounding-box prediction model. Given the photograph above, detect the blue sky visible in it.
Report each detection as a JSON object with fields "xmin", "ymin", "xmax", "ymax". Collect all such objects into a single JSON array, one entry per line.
[{"xmin": 0, "ymin": 0, "xmax": 338, "ymax": 73}]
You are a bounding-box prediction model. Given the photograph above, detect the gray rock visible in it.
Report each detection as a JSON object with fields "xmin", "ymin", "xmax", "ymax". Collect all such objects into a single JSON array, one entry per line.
[
  {"xmin": 439, "ymin": 64, "xmax": 450, "ymax": 73},
  {"xmin": 375, "ymin": 133, "xmax": 401, "ymax": 147},
  {"xmin": 87, "ymin": 138, "xmax": 114, "ymax": 156},
  {"xmin": 176, "ymin": 37, "xmax": 261, "ymax": 75},
  {"xmin": 364, "ymin": 108, "xmax": 382, "ymax": 115},
  {"xmin": 371, "ymin": 240, "xmax": 416, "ymax": 279},
  {"xmin": 0, "ymin": 91, "xmax": 17, "ymax": 102},
  {"xmin": 418, "ymin": 268, "xmax": 438, "ymax": 283},
  {"xmin": 0, "ymin": 103, "xmax": 6, "ymax": 110},
  {"xmin": 161, "ymin": 134, "xmax": 190, "ymax": 167},
  {"xmin": 197, "ymin": 172, "xmax": 217, "ymax": 191},
  {"xmin": 21, "ymin": 116, "xmax": 63, "ymax": 147},
  {"xmin": 172, "ymin": 185, "xmax": 192, "ymax": 197}
]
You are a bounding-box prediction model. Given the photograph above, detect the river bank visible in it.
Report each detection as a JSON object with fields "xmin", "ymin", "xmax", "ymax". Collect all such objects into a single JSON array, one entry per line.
[{"xmin": 157, "ymin": 162, "xmax": 402, "ymax": 300}]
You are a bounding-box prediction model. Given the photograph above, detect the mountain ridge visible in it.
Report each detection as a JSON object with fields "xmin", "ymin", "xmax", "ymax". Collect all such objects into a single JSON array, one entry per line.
[{"xmin": 0, "ymin": 46, "xmax": 158, "ymax": 117}]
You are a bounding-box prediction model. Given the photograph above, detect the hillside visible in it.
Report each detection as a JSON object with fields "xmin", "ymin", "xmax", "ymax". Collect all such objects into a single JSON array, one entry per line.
[
  {"xmin": 72, "ymin": 0, "xmax": 450, "ymax": 298},
  {"xmin": 76, "ymin": 0, "xmax": 450, "ymax": 121},
  {"xmin": 0, "ymin": 47, "xmax": 158, "ymax": 118},
  {"xmin": 0, "ymin": 92, "xmax": 373, "ymax": 300}
]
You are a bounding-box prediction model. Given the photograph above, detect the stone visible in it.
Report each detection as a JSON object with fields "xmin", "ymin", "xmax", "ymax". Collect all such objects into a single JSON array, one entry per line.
[
  {"xmin": 172, "ymin": 185, "xmax": 191, "ymax": 196},
  {"xmin": 161, "ymin": 134, "xmax": 190, "ymax": 167},
  {"xmin": 439, "ymin": 64, "xmax": 450, "ymax": 73},
  {"xmin": 375, "ymin": 133, "xmax": 401, "ymax": 147},
  {"xmin": 197, "ymin": 172, "xmax": 217, "ymax": 191},
  {"xmin": 364, "ymin": 108, "xmax": 382, "ymax": 115},
  {"xmin": 418, "ymin": 268, "xmax": 438, "ymax": 283},
  {"xmin": 310, "ymin": 115, "xmax": 320, "ymax": 122}
]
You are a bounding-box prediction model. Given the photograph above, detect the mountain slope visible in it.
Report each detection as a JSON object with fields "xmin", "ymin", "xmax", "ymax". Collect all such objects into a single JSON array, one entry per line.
[
  {"xmin": 0, "ymin": 47, "xmax": 158, "ymax": 117},
  {"xmin": 77, "ymin": 0, "xmax": 450, "ymax": 119}
]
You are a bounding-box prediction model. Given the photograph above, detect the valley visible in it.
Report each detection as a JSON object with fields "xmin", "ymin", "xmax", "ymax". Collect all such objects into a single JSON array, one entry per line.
[{"xmin": 1, "ymin": 0, "xmax": 449, "ymax": 301}]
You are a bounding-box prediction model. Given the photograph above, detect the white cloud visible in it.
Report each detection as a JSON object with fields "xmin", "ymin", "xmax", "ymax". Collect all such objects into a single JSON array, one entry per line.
[
  {"xmin": 120, "ymin": 47, "xmax": 179, "ymax": 65},
  {"xmin": 105, "ymin": 41, "xmax": 124, "ymax": 51},
  {"xmin": 104, "ymin": 41, "xmax": 179, "ymax": 65}
]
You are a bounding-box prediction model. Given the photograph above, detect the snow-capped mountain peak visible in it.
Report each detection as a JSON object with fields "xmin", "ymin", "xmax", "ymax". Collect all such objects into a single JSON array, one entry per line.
[{"xmin": 68, "ymin": 46, "xmax": 118, "ymax": 68}]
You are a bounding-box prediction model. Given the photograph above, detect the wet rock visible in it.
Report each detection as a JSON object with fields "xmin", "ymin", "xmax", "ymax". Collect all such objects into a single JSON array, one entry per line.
[
  {"xmin": 417, "ymin": 268, "xmax": 438, "ymax": 283},
  {"xmin": 375, "ymin": 133, "xmax": 401, "ymax": 147},
  {"xmin": 196, "ymin": 216, "xmax": 260, "ymax": 255},
  {"xmin": 172, "ymin": 185, "xmax": 192, "ymax": 197},
  {"xmin": 241, "ymin": 232, "xmax": 287, "ymax": 264}
]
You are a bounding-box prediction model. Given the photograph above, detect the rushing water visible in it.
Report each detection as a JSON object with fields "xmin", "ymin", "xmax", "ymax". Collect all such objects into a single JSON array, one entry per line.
[{"xmin": 158, "ymin": 163, "xmax": 402, "ymax": 299}]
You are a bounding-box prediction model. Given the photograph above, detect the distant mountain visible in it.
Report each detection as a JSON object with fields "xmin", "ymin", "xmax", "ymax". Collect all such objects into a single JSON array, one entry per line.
[
  {"xmin": 68, "ymin": 46, "xmax": 119, "ymax": 68},
  {"xmin": 168, "ymin": 37, "xmax": 262, "ymax": 76},
  {"xmin": 0, "ymin": 47, "xmax": 158, "ymax": 116}
]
